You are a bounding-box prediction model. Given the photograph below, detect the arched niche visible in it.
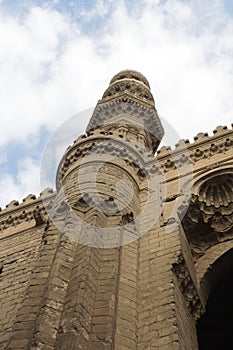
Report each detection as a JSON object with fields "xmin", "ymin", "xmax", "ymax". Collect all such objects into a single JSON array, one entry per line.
[
  {"xmin": 197, "ymin": 248, "xmax": 233, "ymax": 349},
  {"xmin": 179, "ymin": 169, "xmax": 233, "ymax": 259}
]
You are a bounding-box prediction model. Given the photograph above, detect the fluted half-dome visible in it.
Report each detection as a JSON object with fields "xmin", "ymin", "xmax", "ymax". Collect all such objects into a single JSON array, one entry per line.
[
  {"xmin": 186, "ymin": 172, "xmax": 233, "ymax": 234},
  {"xmin": 198, "ymin": 173, "xmax": 233, "ymax": 208}
]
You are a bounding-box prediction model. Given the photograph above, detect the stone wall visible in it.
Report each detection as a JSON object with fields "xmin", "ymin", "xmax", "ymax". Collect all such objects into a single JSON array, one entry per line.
[
  {"xmin": 0, "ymin": 191, "xmax": 54, "ymax": 349},
  {"xmin": 0, "ymin": 70, "xmax": 232, "ymax": 349}
]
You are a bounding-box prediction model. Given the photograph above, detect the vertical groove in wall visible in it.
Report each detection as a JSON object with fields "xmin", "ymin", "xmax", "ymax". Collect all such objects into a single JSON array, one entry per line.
[
  {"xmin": 57, "ymin": 244, "xmax": 96, "ymax": 349},
  {"xmin": 112, "ymin": 245, "xmax": 122, "ymax": 349},
  {"xmin": 29, "ymin": 225, "xmax": 78, "ymax": 349},
  {"xmin": 86, "ymin": 246, "xmax": 120, "ymax": 350},
  {"xmin": 6, "ymin": 222, "xmax": 61, "ymax": 350},
  {"xmin": 113, "ymin": 227, "xmax": 138, "ymax": 349},
  {"xmin": 27, "ymin": 225, "xmax": 63, "ymax": 349},
  {"xmin": 136, "ymin": 232, "xmax": 140, "ymax": 350},
  {"xmin": 86, "ymin": 247, "xmax": 101, "ymax": 350}
]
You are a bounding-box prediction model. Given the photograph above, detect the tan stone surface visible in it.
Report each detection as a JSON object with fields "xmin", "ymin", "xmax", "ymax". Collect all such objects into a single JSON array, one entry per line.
[{"xmin": 0, "ymin": 70, "xmax": 232, "ymax": 349}]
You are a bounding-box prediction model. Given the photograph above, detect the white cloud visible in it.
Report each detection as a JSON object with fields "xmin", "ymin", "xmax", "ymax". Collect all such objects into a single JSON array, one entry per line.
[
  {"xmin": 0, "ymin": 152, "xmax": 6, "ymax": 165},
  {"xmin": 0, "ymin": 0, "xmax": 233, "ymax": 206},
  {"xmin": 0, "ymin": 157, "xmax": 41, "ymax": 208},
  {"xmin": 77, "ymin": 0, "xmax": 114, "ymax": 20}
]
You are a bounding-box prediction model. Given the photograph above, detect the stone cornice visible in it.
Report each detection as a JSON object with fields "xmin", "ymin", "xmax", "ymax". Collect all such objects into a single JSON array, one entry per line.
[
  {"xmin": 56, "ymin": 130, "xmax": 157, "ymax": 190},
  {"xmin": 86, "ymin": 100, "xmax": 164, "ymax": 150},
  {"xmin": 96, "ymin": 93, "xmax": 155, "ymax": 108},
  {"xmin": 102, "ymin": 82, "xmax": 154, "ymax": 103}
]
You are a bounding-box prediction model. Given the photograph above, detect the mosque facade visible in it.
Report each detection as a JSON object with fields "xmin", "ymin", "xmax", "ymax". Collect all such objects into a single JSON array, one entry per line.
[{"xmin": 0, "ymin": 70, "xmax": 233, "ymax": 349}]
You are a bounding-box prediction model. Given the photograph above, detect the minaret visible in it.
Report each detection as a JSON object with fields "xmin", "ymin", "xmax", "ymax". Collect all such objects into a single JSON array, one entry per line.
[
  {"xmin": 52, "ymin": 70, "xmax": 164, "ymax": 349},
  {"xmin": 8, "ymin": 70, "xmax": 165, "ymax": 350},
  {"xmin": 55, "ymin": 69, "xmax": 164, "ymax": 248},
  {"xmin": 4, "ymin": 71, "xmax": 233, "ymax": 350}
]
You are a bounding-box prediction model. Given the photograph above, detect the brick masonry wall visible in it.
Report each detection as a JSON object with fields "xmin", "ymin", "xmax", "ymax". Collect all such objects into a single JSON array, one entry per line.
[
  {"xmin": 0, "ymin": 70, "xmax": 232, "ymax": 349},
  {"xmin": 0, "ymin": 223, "xmax": 46, "ymax": 349},
  {"xmin": 0, "ymin": 169, "xmax": 232, "ymax": 349}
]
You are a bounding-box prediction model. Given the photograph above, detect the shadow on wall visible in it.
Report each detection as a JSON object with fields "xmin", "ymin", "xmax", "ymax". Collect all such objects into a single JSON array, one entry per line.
[{"xmin": 197, "ymin": 248, "xmax": 233, "ymax": 349}]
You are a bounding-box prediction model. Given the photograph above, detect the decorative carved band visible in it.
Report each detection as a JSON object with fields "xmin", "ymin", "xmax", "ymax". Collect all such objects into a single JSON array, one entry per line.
[
  {"xmin": 102, "ymin": 80, "xmax": 154, "ymax": 103},
  {"xmin": 86, "ymin": 100, "xmax": 164, "ymax": 150},
  {"xmin": 173, "ymin": 254, "xmax": 204, "ymax": 320},
  {"xmin": 56, "ymin": 127, "xmax": 164, "ymax": 189}
]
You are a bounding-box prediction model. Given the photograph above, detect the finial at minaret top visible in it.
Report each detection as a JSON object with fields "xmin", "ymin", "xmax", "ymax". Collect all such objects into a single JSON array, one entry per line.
[
  {"xmin": 101, "ymin": 69, "xmax": 154, "ymax": 106},
  {"xmin": 110, "ymin": 69, "xmax": 151, "ymax": 89}
]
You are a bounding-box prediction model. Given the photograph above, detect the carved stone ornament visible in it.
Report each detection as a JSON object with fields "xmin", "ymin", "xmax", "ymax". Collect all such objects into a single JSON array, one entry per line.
[
  {"xmin": 110, "ymin": 69, "xmax": 151, "ymax": 89},
  {"xmin": 192, "ymin": 173, "xmax": 233, "ymax": 232},
  {"xmin": 173, "ymin": 255, "xmax": 204, "ymax": 319},
  {"xmin": 181, "ymin": 172, "xmax": 233, "ymax": 256}
]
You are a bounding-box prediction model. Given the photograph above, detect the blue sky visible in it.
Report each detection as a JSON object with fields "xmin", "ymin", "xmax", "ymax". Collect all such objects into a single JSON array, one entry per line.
[{"xmin": 0, "ymin": 0, "xmax": 233, "ymax": 207}]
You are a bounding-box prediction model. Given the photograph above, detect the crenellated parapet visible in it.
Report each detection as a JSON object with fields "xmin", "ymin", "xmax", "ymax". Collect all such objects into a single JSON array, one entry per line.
[
  {"xmin": 0, "ymin": 188, "xmax": 55, "ymax": 233},
  {"xmin": 157, "ymin": 124, "xmax": 233, "ymax": 174}
]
